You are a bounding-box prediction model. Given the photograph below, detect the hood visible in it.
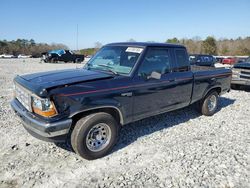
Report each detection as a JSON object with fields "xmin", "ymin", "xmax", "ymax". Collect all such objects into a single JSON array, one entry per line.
[
  {"xmin": 15, "ymin": 68, "xmax": 113, "ymax": 97},
  {"xmin": 233, "ymin": 62, "xmax": 250, "ymax": 70}
]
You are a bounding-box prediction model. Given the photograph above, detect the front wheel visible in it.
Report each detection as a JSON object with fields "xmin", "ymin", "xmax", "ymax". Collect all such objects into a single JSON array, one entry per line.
[
  {"xmin": 71, "ymin": 112, "xmax": 120, "ymax": 160},
  {"xmin": 197, "ymin": 91, "xmax": 219, "ymax": 116},
  {"xmin": 74, "ymin": 58, "xmax": 81, "ymax": 63}
]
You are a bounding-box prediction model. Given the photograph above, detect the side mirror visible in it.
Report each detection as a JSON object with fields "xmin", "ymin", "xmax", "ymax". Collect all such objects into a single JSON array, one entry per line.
[{"xmin": 147, "ymin": 71, "xmax": 161, "ymax": 80}]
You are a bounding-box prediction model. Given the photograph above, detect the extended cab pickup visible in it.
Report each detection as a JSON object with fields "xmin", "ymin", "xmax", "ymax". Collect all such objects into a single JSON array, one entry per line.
[{"xmin": 11, "ymin": 42, "xmax": 232, "ymax": 160}]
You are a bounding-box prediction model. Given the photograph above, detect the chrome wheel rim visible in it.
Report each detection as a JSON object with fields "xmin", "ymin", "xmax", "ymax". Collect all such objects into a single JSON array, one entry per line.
[
  {"xmin": 86, "ymin": 123, "xmax": 111, "ymax": 152},
  {"xmin": 208, "ymin": 95, "xmax": 217, "ymax": 111}
]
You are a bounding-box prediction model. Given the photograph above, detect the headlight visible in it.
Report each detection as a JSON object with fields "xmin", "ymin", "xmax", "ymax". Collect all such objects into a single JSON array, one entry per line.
[
  {"xmin": 32, "ymin": 96, "xmax": 57, "ymax": 117},
  {"xmin": 232, "ymin": 69, "xmax": 240, "ymax": 78}
]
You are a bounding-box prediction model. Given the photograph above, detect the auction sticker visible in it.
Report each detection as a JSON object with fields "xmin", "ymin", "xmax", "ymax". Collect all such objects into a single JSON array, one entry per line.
[{"xmin": 126, "ymin": 47, "xmax": 143, "ymax": 53}]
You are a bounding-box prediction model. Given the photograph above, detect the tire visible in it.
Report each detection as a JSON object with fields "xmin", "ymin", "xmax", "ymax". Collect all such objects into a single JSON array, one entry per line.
[
  {"xmin": 198, "ymin": 91, "xmax": 219, "ymax": 116},
  {"xmin": 71, "ymin": 112, "xmax": 120, "ymax": 160},
  {"xmin": 51, "ymin": 58, "xmax": 57, "ymax": 63},
  {"xmin": 74, "ymin": 58, "xmax": 81, "ymax": 63}
]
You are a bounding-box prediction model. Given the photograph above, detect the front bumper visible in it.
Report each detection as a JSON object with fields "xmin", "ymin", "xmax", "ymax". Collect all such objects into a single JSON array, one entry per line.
[
  {"xmin": 11, "ymin": 99, "xmax": 72, "ymax": 142},
  {"xmin": 231, "ymin": 78, "xmax": 250, "ymax": 86}
]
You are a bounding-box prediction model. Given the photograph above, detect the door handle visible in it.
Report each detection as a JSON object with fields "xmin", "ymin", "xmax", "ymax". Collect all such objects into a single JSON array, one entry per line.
[{"xmin": 121, "ymin": 92, "xmax": 133, "ymax": 97}]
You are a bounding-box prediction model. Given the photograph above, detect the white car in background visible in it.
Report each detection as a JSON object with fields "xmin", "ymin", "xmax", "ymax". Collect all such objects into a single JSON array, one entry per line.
[
  {"xmin": 0, "ymin": 54, "xmax": 14, "ymax": 58},
  {"xmin": 17, "ymin": 54, "xmax": 31, "ymax": 58}
]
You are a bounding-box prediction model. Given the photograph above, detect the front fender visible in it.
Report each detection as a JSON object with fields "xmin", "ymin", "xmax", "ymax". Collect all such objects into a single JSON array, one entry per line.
[
  {"xmin": 56, "ymin": 96, "xmax": 125, "ymax": 125},
  {"xmin": 70, "ymin": 105, "xmax": 124, "ymax": 125}
]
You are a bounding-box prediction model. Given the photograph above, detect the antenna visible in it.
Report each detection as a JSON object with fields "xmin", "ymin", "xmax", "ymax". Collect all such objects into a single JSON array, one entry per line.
[{"xmin": 76, "ymin": 24, "xmax": 79, "ymax": 51}]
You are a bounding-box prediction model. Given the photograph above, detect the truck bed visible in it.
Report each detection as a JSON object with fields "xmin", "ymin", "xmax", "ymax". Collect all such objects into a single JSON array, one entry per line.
[
  {"xmin": 191, "ymin": 65, "xmax": 224, "ymax": 72},
  {"xmin": 190, "ymin": 65, "xmax": 232, "ymax": 104}
]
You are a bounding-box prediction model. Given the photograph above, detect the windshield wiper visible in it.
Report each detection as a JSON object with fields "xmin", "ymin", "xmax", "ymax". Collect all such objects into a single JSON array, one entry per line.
[{"xmin": 97, "ymin": 64, "xmax": 119, "ymax": 75}]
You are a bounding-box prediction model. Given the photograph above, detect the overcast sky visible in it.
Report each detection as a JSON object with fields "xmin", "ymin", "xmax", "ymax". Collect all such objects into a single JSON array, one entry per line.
[{"xmin": 1, "ymin": 0, "xmax": 250, "ymax": 49}]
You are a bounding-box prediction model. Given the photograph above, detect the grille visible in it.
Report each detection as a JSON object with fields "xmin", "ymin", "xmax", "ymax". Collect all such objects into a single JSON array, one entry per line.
[
  {"xmin": 241, "ymin": 70, "xmax": 250, "ymax": 75},
  {"xmin": 239, "ymin": 70, "xmax": 250, "ymax": 80},
  {"xmin": 15, "ymin": 83, "xmax": 31, "ymax": 111},
  {"xmin": 240, "ymin": 75, "xmax": 250, "ymax": 80}
]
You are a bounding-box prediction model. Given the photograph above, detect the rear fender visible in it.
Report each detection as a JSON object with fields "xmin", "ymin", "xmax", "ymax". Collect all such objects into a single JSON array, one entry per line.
[{"xmin": 202, "ymin": 85, "xmax": 222, "ymax": 98}]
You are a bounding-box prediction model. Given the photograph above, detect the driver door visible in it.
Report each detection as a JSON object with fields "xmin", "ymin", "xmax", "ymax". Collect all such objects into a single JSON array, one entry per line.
[{"xmin": 132, "ymin": 47, "xmax": 178, "ymax": 121}]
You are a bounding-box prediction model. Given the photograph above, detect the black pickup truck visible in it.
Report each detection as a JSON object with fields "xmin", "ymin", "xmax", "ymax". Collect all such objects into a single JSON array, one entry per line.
[
  {"xmin": 11, "ymin": 42, "xmax": 232, "ymax": 160},
  {"xmin": 42, "ymin": 49, "xmax": 84, "ymax": 63}
]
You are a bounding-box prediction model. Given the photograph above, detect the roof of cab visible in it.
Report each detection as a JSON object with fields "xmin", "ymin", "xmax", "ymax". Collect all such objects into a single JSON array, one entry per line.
[{"xmin": 106, "ymin": 42, "xmax": 185, "ymax": 48}]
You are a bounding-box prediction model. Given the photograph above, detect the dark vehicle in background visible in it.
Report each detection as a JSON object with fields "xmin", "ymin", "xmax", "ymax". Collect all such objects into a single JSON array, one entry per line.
[
  {"xmin": 215, "ymin": 57, "xmax": 224, "ymax": 63},
  {"xmin": 42, "ymin": 49, "xmax": 84, "ymax": 63},
  {"xmin": 11, "ymin": 42, "xmax": 232, "ymax": 160},
  {"xmin": 231, "ymin": 56, "xmax": 250, "ymax": 88},
  {"xmin": 236, "ymin": 57, "xmax": 248, "ymax": 64},
  {"xmin": 189, "ymin": 54, "xmax": 216, "ymax": 67}
]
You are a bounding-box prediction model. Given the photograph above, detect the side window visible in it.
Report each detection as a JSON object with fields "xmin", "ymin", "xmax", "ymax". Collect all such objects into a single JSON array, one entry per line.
[
  {"xmin": 175, "ymin": 49, "xmax": 189, "ymax": 72},
  {"xmin": 138, "ymin": 48, "xmax": 171, "ymax": 76}
]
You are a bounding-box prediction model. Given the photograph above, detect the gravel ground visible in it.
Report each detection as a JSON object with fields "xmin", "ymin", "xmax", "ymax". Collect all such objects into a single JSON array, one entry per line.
[{"xmin": 0, "ymin": 58, "xmax": 249, "ymax": 188}]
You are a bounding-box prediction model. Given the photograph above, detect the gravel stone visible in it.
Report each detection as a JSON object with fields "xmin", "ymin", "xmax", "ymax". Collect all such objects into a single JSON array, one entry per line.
[{"xmin": 0, "ymin": 59, "xmax": 249, "ymax": 188}]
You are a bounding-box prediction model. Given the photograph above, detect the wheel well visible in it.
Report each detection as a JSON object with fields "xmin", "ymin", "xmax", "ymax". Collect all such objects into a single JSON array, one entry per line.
[
  {"xmin": 212, "ymin": 87, "xmax": 221, "ymax": 95},
  {"xmin": 206, "ymin": 87, "xmax": 222, "ymax": 97},
  {"xmin": 71, "ymin": 107, "xmax": 122, "ymax": 126}
]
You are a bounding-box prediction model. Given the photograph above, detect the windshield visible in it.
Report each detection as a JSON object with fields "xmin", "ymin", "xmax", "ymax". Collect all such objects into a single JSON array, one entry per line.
[
  {"xmin": 49, "ymin": 49, "xmax": 65, "ymax": 56},
  {"xmin": 85, "ymin": 46, "xmax": 144, "ymax": 75}
]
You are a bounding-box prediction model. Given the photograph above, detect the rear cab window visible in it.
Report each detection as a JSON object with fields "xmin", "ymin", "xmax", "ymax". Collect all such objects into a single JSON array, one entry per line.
[{"xmin": 174, "ymin": 48, "xmax": 190, "ymax": 72}]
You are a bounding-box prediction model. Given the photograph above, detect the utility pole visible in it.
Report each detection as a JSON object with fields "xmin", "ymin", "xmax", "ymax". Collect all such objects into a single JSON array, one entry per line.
[{"xmin": 76, "ymin": 24, "xmax": 79, "ymax": 51}]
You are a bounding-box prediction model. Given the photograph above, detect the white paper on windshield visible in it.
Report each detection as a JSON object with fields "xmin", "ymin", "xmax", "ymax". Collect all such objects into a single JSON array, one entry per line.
[{"xmin": 126, "ymin": 47, "xmax": 143, "ymax": 54}]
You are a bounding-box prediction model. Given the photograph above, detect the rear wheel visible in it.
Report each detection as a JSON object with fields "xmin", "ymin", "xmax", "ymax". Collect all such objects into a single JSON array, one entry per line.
[
  {"xmin": 51, "ymin": 58, "xmax": 57, "ymax": 63},
  {"xmin": 74, "ymin": 58, "xmax": 81, "ymax": 63},
  {"xmin": 71, "ymin": 112, "xmax": 120, "ymax": 160},
  {"xmin": 197, "ymin": 91, "xmax": 219, "ymax": 116}
]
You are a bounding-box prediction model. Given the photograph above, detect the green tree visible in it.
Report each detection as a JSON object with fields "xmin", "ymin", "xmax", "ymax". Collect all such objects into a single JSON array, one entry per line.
[
  {"xmin": 30, "ymin": 39, "xmax": 36, "ymax": 46},
  {"xmin": 221, "ymin": 44, "xmax": 229, "ymax": 55},
  {"xmin": 0, "ymin": 39, "xmax": 68, "ymax": 56},
  {"xmin": 80, "ymin": 48, "xmax": 96, "ymax": 55},
  {"xmin": 202, "ymin": 36, "xmax": 217, "ymax": 55},
  {"xmin": 236, "ymin": 45, "xmax": 250, "ymax": 55},
  {"xmin": 166, "ymin": 37, "xmax": 179, "ymax": 44}
]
